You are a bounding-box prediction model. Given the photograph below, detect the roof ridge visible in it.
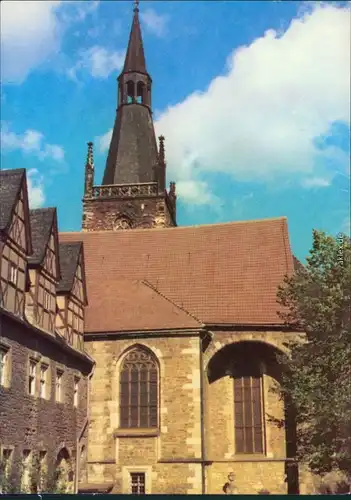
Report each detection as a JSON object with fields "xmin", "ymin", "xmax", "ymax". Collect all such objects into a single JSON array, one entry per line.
[
  {"xmin": 59, "ymin": 240, "xmax": 83, "ymax": 247},
  {"xmin": 142, "ymin": 279, "xmax": 204, "ymax": 326},
  {"xmin": 30, "ymin": 207, "xmax": 56, "ymax": 214},
  {"xmin": 61, "ymin": 216, "xmax": 288, "ymax": 236}
]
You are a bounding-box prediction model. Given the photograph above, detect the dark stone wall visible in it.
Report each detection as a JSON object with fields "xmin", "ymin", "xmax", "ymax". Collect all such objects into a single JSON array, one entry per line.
[
  {"xmin": 0, "ymin": 312, "xmax": 92, "ymax": 488},
  {"xmin": 82, "ymin": 195, "xmax": 175, "ymax": 231}
]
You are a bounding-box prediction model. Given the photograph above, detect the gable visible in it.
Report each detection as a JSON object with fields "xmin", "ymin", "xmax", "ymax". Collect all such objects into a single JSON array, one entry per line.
[
  {"xmin": 42, "ymin": 229, "xmax": 59, "ymax": 281},
  {"xmin": 56, "ymin": 242, "xmax": 87, "ymax": 305},
  {"xmin": 28, "ymin": 208, "xmax": 60, "ymax": 281},
  {"xmin": 71, "ymin": 251, "xmax": 86, "ymax": 304},
  {"xmin": 7, "ymin": 182, "xmax": 31, "ymax": 254},
  {"xmin": 0, "ymin": 169, "xmax": 32, "ymax": 254}
]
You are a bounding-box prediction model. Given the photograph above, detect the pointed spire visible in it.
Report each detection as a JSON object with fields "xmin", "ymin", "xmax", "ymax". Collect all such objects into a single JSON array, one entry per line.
[{"xmin": 123, "ymin": 0, "xmax": 147, "ymax": 74}]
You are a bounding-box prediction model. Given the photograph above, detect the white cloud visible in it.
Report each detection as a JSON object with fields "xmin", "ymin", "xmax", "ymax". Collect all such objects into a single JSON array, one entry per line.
[
  {"xmin": 1, "ymin": 1, "xmax": 62, "ymax": 84},
  {"xmin": 140, "ymin": 8, "xmax": 169, "ymax": 38},
  {"xmin": 27, "ymin": 169, "xmax": 45, "ymax": 209},
  {"xmin": 59, "ymin": 0, "xmax": 99, "ymax": 24},
  {"xmin": 68, "ymin": 46, "xmax": 125, "ymax": 81},
  {"xmin": 97, "ymin": 129, "xmax": 113, "ymax": 153},
  {"xmin": 0, "ymin": 0, "xmax": 100, "ymax": 84},
  {"xmin": 1, "ymin": 123, "xmax": 65, "ymax": 162},
  {"xmin": 150, "ymin": 3, "xmax": 350, "ymax": 204},
  {"xmin": 301, "ymin": 177, "xmax": 331, "ymax": 188},
  {"xmin": 176, "ymin": 180, "xmax": 219, "ymax": 206}
]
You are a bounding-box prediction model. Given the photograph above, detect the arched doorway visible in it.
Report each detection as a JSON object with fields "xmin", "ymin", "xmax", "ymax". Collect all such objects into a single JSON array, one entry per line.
[{"xmin": 55, "ymin": 447, "xmax": 74, "ymax": 493}]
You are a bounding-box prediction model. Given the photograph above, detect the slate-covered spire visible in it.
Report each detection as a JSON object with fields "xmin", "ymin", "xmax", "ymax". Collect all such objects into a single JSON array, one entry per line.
[
  {"xmin": 123, "ymin": 0, "xmax": 147, "ymax": 74},
  {"xmin": 102, "ymin": 0, "xmax": 158, "ymax": 186}
]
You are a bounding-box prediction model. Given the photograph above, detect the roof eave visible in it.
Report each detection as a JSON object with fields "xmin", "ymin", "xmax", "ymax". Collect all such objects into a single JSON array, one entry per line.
[{"xmin": 84, "ymin": 326, "xmax": 206, "ymax": 338}]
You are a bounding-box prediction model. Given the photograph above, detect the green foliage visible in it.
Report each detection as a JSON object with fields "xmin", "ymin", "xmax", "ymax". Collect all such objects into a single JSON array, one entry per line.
[
  {"xmin": 0, "ymin": 458, "xmax": 70, "ymax": 494},
  {"xmin": 277, "ymin": 230, "xmax": 351, "ymax": 477}
]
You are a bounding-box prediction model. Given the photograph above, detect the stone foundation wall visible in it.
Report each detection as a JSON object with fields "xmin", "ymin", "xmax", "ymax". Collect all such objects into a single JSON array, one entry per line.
[{"xmin": 207, "ymin": 461, "xmax": 287, "ymax": 494}]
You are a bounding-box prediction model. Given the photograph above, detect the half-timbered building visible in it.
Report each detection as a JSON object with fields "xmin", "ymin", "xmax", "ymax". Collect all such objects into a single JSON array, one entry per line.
[{"xmin": 0, "ymin": 169, "xmax": 94, "ymax": 493}]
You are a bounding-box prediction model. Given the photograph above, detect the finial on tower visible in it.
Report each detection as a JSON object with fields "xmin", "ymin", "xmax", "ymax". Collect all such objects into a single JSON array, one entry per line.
[
  {"xmin": 84, "ymin": 142, "xmax": 95, "ymax": 197},
  {"xmin": 158, "ymin": 135, "xmax": 165, "ymax": 165},
  {"xmin": 86, "ymin": 141, "xmax": 94, "ymax": 167},
  {"xmin": 133, "ymin": 0, "xmax": 139, "ymax": 13}
]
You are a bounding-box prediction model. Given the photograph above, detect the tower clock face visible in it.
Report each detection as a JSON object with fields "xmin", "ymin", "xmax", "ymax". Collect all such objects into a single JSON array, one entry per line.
[{"xmin": 113, "ymin": 218, "xmax": 131, "ymax": 230}]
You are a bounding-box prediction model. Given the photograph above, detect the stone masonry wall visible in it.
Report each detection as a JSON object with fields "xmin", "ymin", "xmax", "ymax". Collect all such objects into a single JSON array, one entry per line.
[
  {"xmin": 203, "ymin": 329, "xmax": 300, "ymax": 494},
  {"xmin": 84, "ymin": 329, "xmax": 317, "ymax": 494},
  {"xmin": 0, "ymin": 313, "xmax": 91, "ymax": 489},
  {"xmin": 82, "ymin": 196, "xmax": 175, "ymax": 231},
  {"xmin": 85, "ymin": 334, "xmax": 202, "ymax": 494}
]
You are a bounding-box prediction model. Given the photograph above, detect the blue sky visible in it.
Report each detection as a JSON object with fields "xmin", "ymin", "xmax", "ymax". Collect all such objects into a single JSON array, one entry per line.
[{"xmin": 1, "ymin": 0, "xmax": 350, "ymax": 262}]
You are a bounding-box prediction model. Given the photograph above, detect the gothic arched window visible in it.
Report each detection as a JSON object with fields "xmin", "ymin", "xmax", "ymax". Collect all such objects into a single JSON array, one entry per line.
[
  {"xmin": 233, "ymin": 359, "xmax": 264, "ymax": 454},
  {"xmin": 120, "ymin": 347, "xmax": 158, "ymax": 429}
]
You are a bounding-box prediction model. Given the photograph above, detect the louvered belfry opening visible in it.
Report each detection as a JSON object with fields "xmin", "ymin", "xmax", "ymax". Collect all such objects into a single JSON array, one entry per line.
[{"xmin": 120, "ymin": 347, "xmax": 158, "ymax": 428}]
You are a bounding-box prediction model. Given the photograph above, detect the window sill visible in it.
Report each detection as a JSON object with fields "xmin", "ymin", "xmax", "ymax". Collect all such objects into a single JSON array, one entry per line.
[{"xmin": 113, "ymin": 428, "xmax": 159, "ymax": 438}]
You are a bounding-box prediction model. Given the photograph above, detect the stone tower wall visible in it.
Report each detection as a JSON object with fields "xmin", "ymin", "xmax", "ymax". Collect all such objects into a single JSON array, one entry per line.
[{"xmin": 82, "ymin": 195, "xmax": 175, "ymax": 231}]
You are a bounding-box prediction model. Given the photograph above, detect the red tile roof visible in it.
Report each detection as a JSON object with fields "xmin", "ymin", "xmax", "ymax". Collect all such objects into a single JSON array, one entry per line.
[{"xmin": 59, "ymin": 217, "xmax": 294, "ymax": 333}]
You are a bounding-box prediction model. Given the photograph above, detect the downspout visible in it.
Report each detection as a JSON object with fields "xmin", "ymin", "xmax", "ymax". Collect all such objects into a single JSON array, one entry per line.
[
  {"xmin": 199, "ymin": 333, "xmax": 206, "ymax": 495},
  {"xmin": 75, "ymin": 361, "xmax": 95, "ymax": 493}
]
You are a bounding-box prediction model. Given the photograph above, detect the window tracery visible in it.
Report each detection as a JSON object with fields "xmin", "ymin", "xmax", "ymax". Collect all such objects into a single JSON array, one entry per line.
[
  {"xmin": 120, "ymin": 347, "xmax": 158, "ymax": 428},
  {"xmin": 113, "ymin": 217, "xmax": 132, "ymax": 231}
]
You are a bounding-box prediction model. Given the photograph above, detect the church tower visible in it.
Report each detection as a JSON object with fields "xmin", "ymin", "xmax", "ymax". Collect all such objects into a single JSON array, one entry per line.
[{"xmin": 82, "ymin": 1, "xmax": 176, "ymax": 231}]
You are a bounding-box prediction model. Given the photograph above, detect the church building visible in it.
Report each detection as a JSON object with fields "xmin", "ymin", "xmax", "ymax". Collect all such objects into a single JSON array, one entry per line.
[{"xmin": 59, "ymin": 2, "xmax": 303, "ymax": 495}]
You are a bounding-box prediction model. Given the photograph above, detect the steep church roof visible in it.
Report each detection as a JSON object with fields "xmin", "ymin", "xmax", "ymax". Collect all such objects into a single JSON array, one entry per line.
[{"xmin": 60, "ymin": 217, "xmax": 294, "ymax": 333}]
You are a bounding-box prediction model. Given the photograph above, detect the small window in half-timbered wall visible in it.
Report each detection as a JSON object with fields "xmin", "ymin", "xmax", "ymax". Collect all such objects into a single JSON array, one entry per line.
[
  {"xmin": 43, "ymin": 290, "xmax": 50, "ymax": 311},
  {"xmin": 67, "ymin": 302, "xmax": 84, "ymax": 351},
  {"xmin": 9, "ymin": 263, "xmax": 18, "ymax": 286}
]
